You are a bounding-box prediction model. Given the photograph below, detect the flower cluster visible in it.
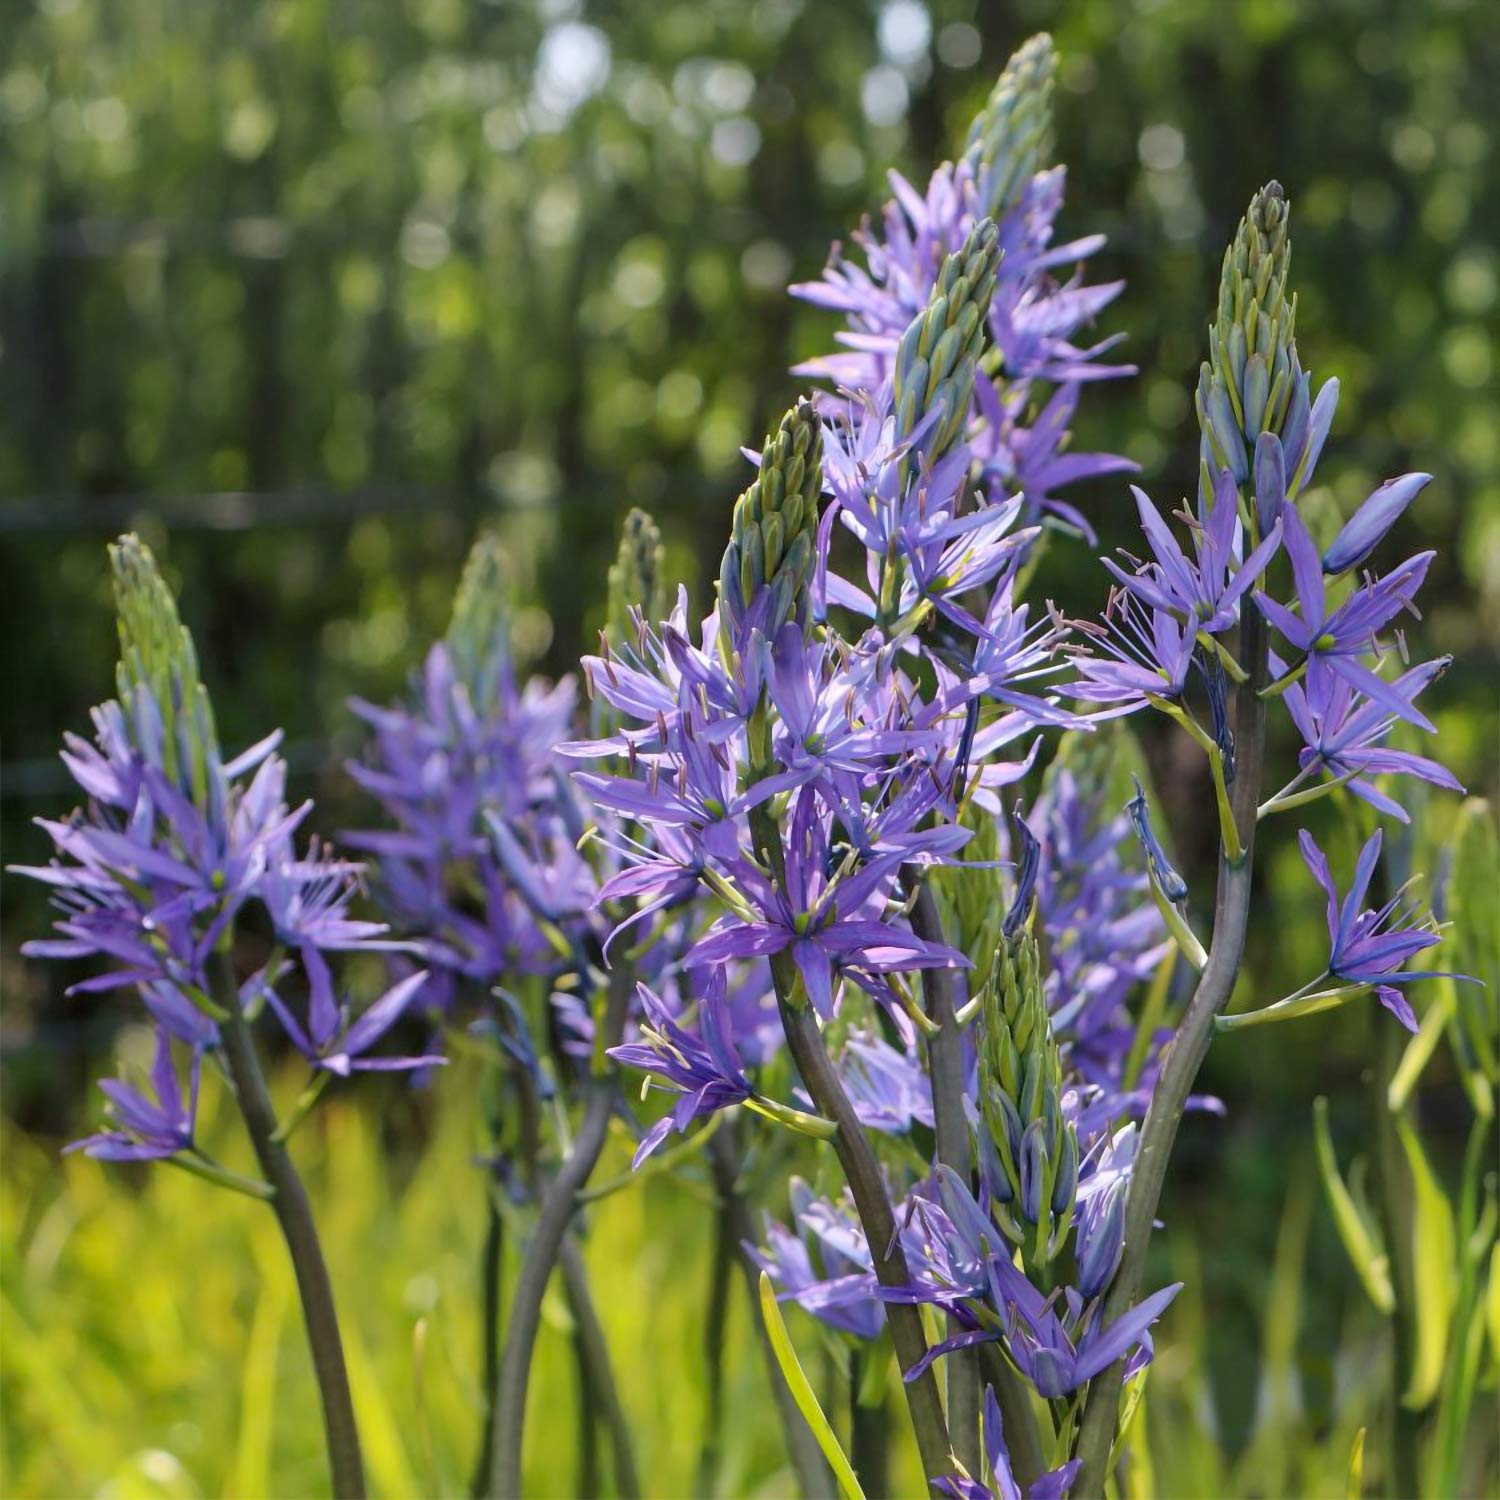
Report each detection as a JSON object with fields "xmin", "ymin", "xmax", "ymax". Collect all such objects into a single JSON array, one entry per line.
[
  {"xmin": 17, "ymin": 536, "xmax": 435, "ymax": 1164},
  {"xmin": 345, "ymin": 535, "xmax": 585, "ymax": 1010},
  {"xmin": 792, "ymin": 33, "xmax": 1135, "ymax": 542}
]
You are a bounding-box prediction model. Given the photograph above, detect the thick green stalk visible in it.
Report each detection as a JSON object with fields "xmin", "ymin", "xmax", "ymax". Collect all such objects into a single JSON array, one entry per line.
[
  {"xmin": 1071, "ymin": 607, "xmax": 1269, "ymax": 1495},
  {"xmin": 848, "ymin": 1347, "xmax": 890, "ymax": 1500},
  {"xmin": 559, "ymin": 1236, "xmax": 638, "ymax": 1499},
  {"xmin": 749, "ymin": 806, "xmax": 953, "ymax": 1485},
  {"xmin": 912, "ymin": 883, "xmax": 982, "ymax": 1477},
  {"xmin": 469, "ymin": 1185, "xmax": 505, "ymax": 1498},
  {"xmin": 209, "ymin": 951, "xmax": 365, "ymax": 1500}
]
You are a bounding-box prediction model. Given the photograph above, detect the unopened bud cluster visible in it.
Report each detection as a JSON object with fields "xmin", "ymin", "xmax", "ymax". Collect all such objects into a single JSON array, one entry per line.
[
  {"xmin": 892, "ymin": 217, "xmax": 1000, "ymax": 463},
  {"xmin": 978, "ymin": 930, "xmax": 1078, "ymax": 1261},
  {"xmin": 963, "ymin": 32, "xmax": 1056, "ymax": 221},
  {"xmin": 717, "ymin": 400, "xmax": 823, "ymax": 650},
  {"xmin": 110, "ymin": 533, "xmax": 220, "ymax": 814}
]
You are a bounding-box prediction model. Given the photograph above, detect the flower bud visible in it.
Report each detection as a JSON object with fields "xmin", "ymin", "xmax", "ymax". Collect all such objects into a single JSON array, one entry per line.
[
  {"xmin": 978, "ymin": 929, "xmax": 1078, "ymax": 1260},
  {"xmin": 1197, "ymin": 182, "xmax": 1302, "ymax": 510},
  {"xmin": 605, "ymin": 507, "xmax": 667, "ymax": 646},
  {"xmin": 109, "ymin": 533, "xmax": 220, "ymax": 812},
  {"xmin": 963, "ymin": 32, "xmax": 1055, "ymax": 221},
  {"xmin": 1076, "ymin": 1179, "xmax": 1125, "ymax": 1298},
  {"xmin": 447, "ymin": 533, "xmax": 511, "ymax": 709},
  {"xmin": 1322, "ymin": 472, "xmax": 1431, "ymax": 576},
  {"xmin": 893, "ymin": 217, "xmax": 999, "ymax": 462},
  {"xmin": 717, "ymin": 400, "xmax": 823, "ymax": 655}
]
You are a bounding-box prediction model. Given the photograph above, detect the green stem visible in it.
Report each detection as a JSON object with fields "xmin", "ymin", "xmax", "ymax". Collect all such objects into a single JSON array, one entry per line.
[
  {"xmin": 979, "ymin": 1343, "xmax": 1049, "ymax": 1494},
  {"xmin": 469, "ymin": 1181, "xmax": 504, "ymax": 1499},
  {"xmin": 559, "ymin": 1236, "xmax": 639, "ymax": 1499},
  {"xmin": 1431, "ymin": 1113, "xmax": 1490, "ymax": 1498},
  {"xmin": 490, "ymin": 964, "xmax": 633, "ymax": 1499},
  {"xmin": 209, "ymin": 951, "xmax": 366, "ymax": 1499},
  {"xmin": 913, "ymin": 883, "xmax": 983, "ymax": 1478},
  {"xmin": 848, "ymin": 1348, "xmax": 890, "ymax": 1500},
  {"xmin": 1071, "ymin": 589, "xmax": 1269, "ymax": 1496}
]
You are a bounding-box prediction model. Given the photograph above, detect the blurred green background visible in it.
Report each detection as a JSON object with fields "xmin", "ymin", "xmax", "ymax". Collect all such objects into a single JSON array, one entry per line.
[{"xmin": 1, "ymin": 0, "xmax": 1496, "ymax": 1495}]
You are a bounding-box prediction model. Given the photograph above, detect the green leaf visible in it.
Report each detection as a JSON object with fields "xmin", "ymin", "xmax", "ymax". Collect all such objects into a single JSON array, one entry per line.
[
  {"xmin": 758, "ymin": 1271, "xmax": 866, "ymax": 1500},
  {"xmin": 1387, "ymin": 980, "xmax": 1453, "ymax": 1113},
  {"xmin": 1313, "ymin": 1098, "xmax": 1395, "ymax": 1314},
  {"xmin": 1346, "ymin": 1427, "xmax": 1365, "ymax": 1499},
  {"xmin": 1396, "ymin": 1114, "xmax": 1457, "ymax": 1409},
  {"xmin": 1445, "ymin": 799, "xmax": 1499, "ymax": 1107}
]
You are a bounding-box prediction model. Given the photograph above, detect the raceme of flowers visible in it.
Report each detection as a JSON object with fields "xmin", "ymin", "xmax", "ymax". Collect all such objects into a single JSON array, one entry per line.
[{"xmin": 15, "ymin": 32, "xmax": 1477, "ymax": 1500}]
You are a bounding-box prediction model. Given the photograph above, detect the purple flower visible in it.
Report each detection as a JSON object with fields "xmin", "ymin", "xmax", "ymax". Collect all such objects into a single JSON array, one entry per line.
[
  {"xmin": 608, "ymin": 973, "xmax": 753, "ymax": 1166},
  {"xmin": 1298, "ymin": 828, "xmax": 1462, "ymax": 1032},
  {"xmin": 836, "ymin": 1032, "xmax": 936, "ymax": 1134},
  {"xmin": 885, "ymin": 1172, "xmax": 1181, "ymax": 1399},
  {"xmin": 1323, "ymin": 472, "xmax": 1431, "ymax": 575},
  {"xmin": 66, "ymin": 1028, "xmax": 198, "ymax": 1162},
  {"xmin": 750, "ymin": 1183, "xmax": 887, "ymax": 1341},
  {"xmin": 935, "ymin": 1385, "xmax": 1080, "ymax": 1500},
  {"xmin": 1257, "ymin": 504, "xmax": 1435, "ymax": 730},
  {"xmin": 1103, "ymin": 471, "xmax": 1281, "ymax": 635},
  {"xmin": 972, "ymin": 378, "xmax": 1137, "ymax": 543},
  {"xmin": 1280, "ymin": 652, "xmax": 1461, "ymax": 821},
  {"xmin": 686, "ymin": 788, "xmax": 968, "ymax": 1018},
  {"xmin": 264, "ymin": 946, "xmax": 440, "ymax": 1075},
  {"xmin": 1071, "ymin": 593, "xmax": 1195, "ymax": 712}
]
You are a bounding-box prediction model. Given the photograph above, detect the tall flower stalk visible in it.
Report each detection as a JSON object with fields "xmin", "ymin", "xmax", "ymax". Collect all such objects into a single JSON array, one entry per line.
[{"xmin": 15, "ymin": 537, "xmax": 446, "ymax": 1499}]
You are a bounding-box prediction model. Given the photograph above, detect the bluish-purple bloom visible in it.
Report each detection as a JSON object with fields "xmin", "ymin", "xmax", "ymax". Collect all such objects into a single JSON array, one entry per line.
[
  {"xmin": 608, "ymin": 973, "xmax": 753, "ymax": 1166},
  {"xmin": 66, "ymin": 1028, "xmax": 199, "ymax": 1162},
  {"xmin": 263, "ymin": 946, "xmax": 439, "ymax": 1076},
  {"xmin": 1257, "ymin": 503, "xmax": 1435, "ymax": 730},
  {"xmin": 1299, "ymin": 828, "xmax": 1456, "ymax": 1032},
  {"xmin": 935, "ymin": 1385, "xmax": 1081, "ymax": 1500},
  {"xmin": 1279, "ymin": 652, "xmax": 1460, "ymax": 821},
  {"xmin": 1103, "ymin": 471, "xmax": 1281, "ymax": 635}
]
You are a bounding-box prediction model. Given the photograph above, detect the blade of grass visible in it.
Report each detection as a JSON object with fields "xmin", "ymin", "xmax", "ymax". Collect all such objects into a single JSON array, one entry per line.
[{"xmin": 758, "ymin": 1272, "xmax": 866, "ymax": 1500}]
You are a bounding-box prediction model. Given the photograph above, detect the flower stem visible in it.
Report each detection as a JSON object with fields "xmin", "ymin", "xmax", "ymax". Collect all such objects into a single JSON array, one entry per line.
[
  {"xmin": 912, "ymin": 882, "xmax": 983, "ymax": 1478},
  {"xmin": 209, "ymin": 950, "xmax": 366, "ymax": 1500},
  {"xmin": 559, "ymin": 1235, "xmax": 639, "ymax": 1498},
  {"xmin": 469, "ymin": 1179, "xmax": 505, "ymax": 1499},
  {"xmin": 1071, "ymin": 594, "xmax": 1270, "ymax": 1496},
  {"xmin": 489, "ymin": 962, "xmax": 633, "ymax": 1499}
]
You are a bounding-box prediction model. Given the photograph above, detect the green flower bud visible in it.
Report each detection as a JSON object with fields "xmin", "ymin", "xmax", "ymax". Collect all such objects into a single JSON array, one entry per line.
[
  {"xmin": 447, "ymin": 533, "xmax": 510, "ymax": 704},
  {"xmin": 1197, "ymin": 182, "xmax": 1300, "ymax": 500},
  {"xmin": 963, "ymin": 33, "xmax": 1056, "ymax": 222},
  {"xmin": 893, "ymin": 217, "xmax": 1000, "ymax": 461},
  {"xmin": 717, "ymin": 399, "xmax": 823, "ymax": 655},
  {"xmin": 978, "ymin": 929, "xmax": 1078, "ymax": 1261},
  {"xmin": 605, "ymin": 507, "xmax": 667, "ymax": 649},
  {"xmin": 109, "ymin": 533, "xmax": 219, "ymax": 810}
]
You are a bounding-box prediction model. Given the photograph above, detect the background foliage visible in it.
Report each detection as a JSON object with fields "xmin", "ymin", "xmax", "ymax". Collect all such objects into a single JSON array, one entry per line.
[{"xmin": 2, "ymin": 0, "xmax": 1495, "ymax": 1494}]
